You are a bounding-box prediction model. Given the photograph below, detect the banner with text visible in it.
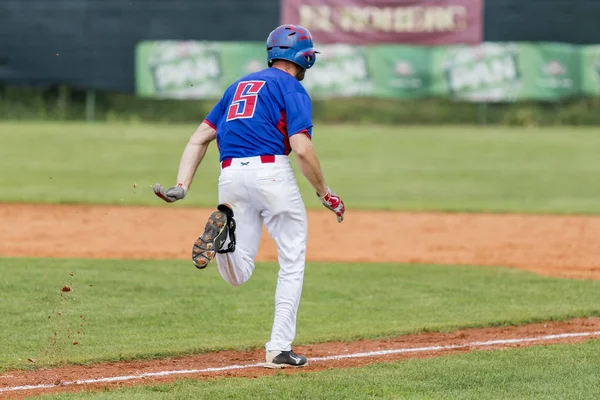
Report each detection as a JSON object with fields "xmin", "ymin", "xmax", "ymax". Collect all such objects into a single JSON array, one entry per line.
[
  {"xmin": 135, "ymin": 41, "xmax": 598, "ymax": 102},
  {"xmin": 135, "ymin": 41, "xmax": 265, "ymax": 99},
  {"xmin": 582, "ymin": 45, "xmax": 600, "ymax": 96},
  {"xmin": 429, "ymin": 42, "xmax": 581, "ymax": 102},
  {"xmin": 280, "ymin": 0, "xmax": 483, "ymax": 45}
]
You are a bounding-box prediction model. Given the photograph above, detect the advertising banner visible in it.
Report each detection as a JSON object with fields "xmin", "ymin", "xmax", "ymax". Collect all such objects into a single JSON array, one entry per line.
[
  {"xmin": 136, "ymin": 41, "xmax": 223, "ymax": 99},
  {"xmin": 135, "ymin": 41, "xmax": 599, "ymax": 102},
  {"xmin": 135, "ymin": 41, "xmax": 265, "ymax": 99},
  {"xmin": 431, "ymin": 43, "xmax": 580, "ymax": 102},
  {"xmin": 280, "ymin": 0, "xmax": 483, "ymax": 45},
  {"xmin": 582, "ymin": 45, "xmax": 600, "ymax": 96},
  {"xmin": 301, "ymin": 44, "xmax": 375, "ymax": 97},
  {"xmin": 518, "ymin": 42, "xmax": 580, "ymax": 101},
  {"xmin": 431, "ymin": 43, "xmax": 522, "ymax": 101},
  {"xmin": 367, "ymin": 45, "xmax": 433, "ymax": 99}
]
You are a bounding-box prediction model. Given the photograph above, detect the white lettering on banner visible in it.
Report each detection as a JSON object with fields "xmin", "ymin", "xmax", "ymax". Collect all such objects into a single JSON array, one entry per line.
[
  {"xmin": 308, "ymin": 58, "xmax": 367, "ymax": 87},
  {"xmin": 299, "ymin": 5, "xmax": 335, "ymax": 31},
  {"xmin": 371, "ymin": 7, "xmax": 393, "ymax": 32},
  {"xmin": 394, "ymin": 8, "xmax": 414, "ymax": 32},
  {"xmin": 395, "ymin": 6, "xmax": 467, "ymax": 33},
  {"xmin": 490, "ymin": 57, "xmax": 517, "ymax": 83},
  {"xmin": 427, "ymin": 7, "xmax": 460, "ymax": 32},
  {"xmin": 449, "ymin": 56, "xmax": 517, "ymax": 92},
  {"xmin": 450, "ymin": 6, "xmax": 468, "ymax": 31},
  {"xmin": 298, "ymin": 5, "xmax": 468, "ymax": 33},
  {"xmin": 154, "ymin": 57, "xmax": 219, "ymax": 90},
  {"xmin": 338, "ymin": 7, "xmax": 357, "ymax": 32},
  {"xmin": 420, "ymin": 7, "xmax": 435, "ymax": 32}
]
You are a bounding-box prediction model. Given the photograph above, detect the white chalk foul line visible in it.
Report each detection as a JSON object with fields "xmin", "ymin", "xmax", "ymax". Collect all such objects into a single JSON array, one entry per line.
[{"xmin": 1, "ymin": 330, "xmax": 599, "ymax": 394}]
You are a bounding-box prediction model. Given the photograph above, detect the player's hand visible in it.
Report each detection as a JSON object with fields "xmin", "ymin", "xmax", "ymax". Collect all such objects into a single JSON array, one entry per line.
[
  {"xmin": 318, "ymin": 187, "xmax": 345, "ymax": 223},
  {"xmin": 153, "ymin": 183, "xmax": 187, "ymax": 203}
]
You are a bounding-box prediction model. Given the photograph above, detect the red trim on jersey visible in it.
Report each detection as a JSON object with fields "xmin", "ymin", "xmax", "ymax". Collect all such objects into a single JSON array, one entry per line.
[
  {"xmin": 203, "ymin": 119, "xmax": 217, "ymax": 130},
  {"xmin": 221, "ymin": 159, "xmax": 232, "ymax": 168},
  {"xmin": 295, "ymin": 128, "xmax": 311, "ymax": 139},
  {"xmin": 276, "ymin": 111, "xmax": 292, "ymax": 155}
]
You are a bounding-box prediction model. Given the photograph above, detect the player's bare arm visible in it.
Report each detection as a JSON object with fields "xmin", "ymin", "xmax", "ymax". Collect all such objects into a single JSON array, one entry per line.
[
  {"xmin": 271, "ymin": 55, "xmax": 346, "ymax": 223},
  {"xmin": 290, "ymin": 133, "xmax": 327, "ymax": 196},
  {"xmin": 153, "ymin": 121, "xmax": 216, "ymax": 203},
  {"xmin": 290, "ymin": 133, "xmax": 345, "ymax": 222},
  {"xmin": 175, "ymin": 122, "xmax": 216, "ymax": 188}
]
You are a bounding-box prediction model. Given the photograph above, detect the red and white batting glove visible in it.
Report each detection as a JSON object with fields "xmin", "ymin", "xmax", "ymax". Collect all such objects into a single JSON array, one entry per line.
[
  {"xmin": 153, "ymin": 182, "xmax": 187, "ymax": 203},
  {"xmin": 319, "ymin": 187, "xmax": 345, "ymax": 223}
]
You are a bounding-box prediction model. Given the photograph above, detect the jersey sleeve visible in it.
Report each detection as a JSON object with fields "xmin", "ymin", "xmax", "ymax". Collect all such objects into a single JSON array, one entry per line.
[
  {"xmin": 283, "ymin": 91, "xmax": 313, "ymax": 138},
  {"xmin": 203, "ymin": 97, "xmax": 225, "ymax": 129}
]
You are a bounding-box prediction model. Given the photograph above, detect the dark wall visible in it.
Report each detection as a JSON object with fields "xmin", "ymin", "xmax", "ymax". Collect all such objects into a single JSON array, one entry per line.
[
  {"xmin": 0, "ymin": 0, "xmax": 598, "ymax": 93},
  {"xmin": 0, "ymin": 0, "xmax": 279, "ymax": 92},
  {"xmin": 484, "ymin": 0, "xmax": 600, "ymax": 43}
]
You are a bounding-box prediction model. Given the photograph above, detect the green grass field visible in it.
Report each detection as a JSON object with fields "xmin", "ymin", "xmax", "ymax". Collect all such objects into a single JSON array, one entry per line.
[
  {"xmin": 2, "ymin": 122, "xmax": 600, "ymax": 213},
  {"xmin": 2, "ymin": 122, "xmax": 600, "ymax": 398},
  {"xmin": 2, "ymin": 258, "xmax": 600, "ymax": 371},
  {"xmin": 35, "ymin": 341, "xmax": 600, "ymax": 400}
]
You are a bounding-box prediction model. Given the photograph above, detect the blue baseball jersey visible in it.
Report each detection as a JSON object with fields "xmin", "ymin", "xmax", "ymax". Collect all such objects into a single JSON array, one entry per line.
[{"xmin": 204, "ymin": 67, "xmax": 313, "ymax": 162}]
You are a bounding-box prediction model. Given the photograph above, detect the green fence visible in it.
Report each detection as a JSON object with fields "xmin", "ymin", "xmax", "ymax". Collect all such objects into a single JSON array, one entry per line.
[{"xmin": 136, "ymin": 41, "xmax": 600, "ymax": 102}]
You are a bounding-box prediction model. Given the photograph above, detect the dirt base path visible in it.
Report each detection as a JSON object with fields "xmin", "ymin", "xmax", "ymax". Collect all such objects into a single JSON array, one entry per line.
[
  {"xmin": 2, "ymin": 318, "xmax": 599, "ymax": 399},
  {"xmin": 1, "ymin": 203, "xmax": 600, "ymax": 279}
]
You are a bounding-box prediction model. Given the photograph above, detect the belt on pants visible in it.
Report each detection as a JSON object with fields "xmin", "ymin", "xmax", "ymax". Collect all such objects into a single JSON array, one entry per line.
[{"xmin": 221, "ymin": 155, "xmax": 276, "ymax": 169}]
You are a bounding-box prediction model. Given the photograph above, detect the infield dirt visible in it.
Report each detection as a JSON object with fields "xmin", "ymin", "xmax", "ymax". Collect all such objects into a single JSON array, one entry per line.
[{"xmin": 1, "ymin": 203, "xmax": 599, "ymax": 279}]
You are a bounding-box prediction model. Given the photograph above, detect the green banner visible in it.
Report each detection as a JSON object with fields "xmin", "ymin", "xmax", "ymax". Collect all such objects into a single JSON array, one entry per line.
[
  {"xmin": 582, "ymin": 45, "xmax": 600, "ymax": 96},
  {"xmin": 135, "ymin": 41, "xmax": 265, "ymax": 99},
  {"xmin": 367, "ymin": 45, "xmax": 432, "ymax": 99},
  {"xmin": 300, "ymin": 44, "xmax": 375, "ymax": 98},
  {"xmin": 135, "ymin": 41, "xmax": 600, "ymax": 102},
  {"xmin": 520, "ymin": 42, "xmax": 580, "ymax": 100},
  {"xmin": 430, "ymin": 42, "xmax": 581, "ymax": 102},
  {"xmin": 432, "ymin": 43, "xmax": 523, "ymax": 101}
]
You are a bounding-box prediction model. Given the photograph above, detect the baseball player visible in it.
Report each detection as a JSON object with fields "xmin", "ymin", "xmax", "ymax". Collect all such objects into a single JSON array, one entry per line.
[{"xmin": 153, "ymin": 24, "xmax": 345, "ymax": 368}]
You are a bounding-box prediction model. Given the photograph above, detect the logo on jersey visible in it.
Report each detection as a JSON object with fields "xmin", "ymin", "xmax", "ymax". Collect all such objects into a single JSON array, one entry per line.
[{"xmin": 226, "ymin": 81, "xmax": 266, "ymax": 121}]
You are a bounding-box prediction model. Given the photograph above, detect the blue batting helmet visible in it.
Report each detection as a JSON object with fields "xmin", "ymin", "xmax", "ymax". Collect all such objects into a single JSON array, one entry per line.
[{"xmin": 266, "ymin": 24, "xmax": 319, "ymax": 70}]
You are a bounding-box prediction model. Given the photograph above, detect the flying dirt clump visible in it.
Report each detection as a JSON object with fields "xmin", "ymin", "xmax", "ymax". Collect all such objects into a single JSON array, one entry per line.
[{"xmin": 61, "ymin": 285, "xmax": 71, "ymax": 292}]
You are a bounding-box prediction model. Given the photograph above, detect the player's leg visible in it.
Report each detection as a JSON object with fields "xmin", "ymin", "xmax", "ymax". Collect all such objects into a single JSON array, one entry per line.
[
  {"xmin": 213, "ymin": 170, "xmax": 263, "ymax": 287},
  {"xmin": 255, "ymin": 166, "xmax": 309, "ymax": 367},
  {"xmin": 263, "ymin": 205, "xmax": 307, "ymax": 348},
  {"xmin": 214, "ymin": 200, "xmax": 262, "ymax": 287},
  {"xmin": 192, "ymin": 171, "xmax": 262, "ymax": 287}
]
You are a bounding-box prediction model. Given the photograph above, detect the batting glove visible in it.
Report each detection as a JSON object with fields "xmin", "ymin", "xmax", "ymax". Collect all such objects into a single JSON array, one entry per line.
[
  {"xmin": 153, "ymin": 182, "xmax": 187, "ymax": 203},
  {"xmin": 319, "ymin": 187, "xmax": 345, "ymax": 223}
]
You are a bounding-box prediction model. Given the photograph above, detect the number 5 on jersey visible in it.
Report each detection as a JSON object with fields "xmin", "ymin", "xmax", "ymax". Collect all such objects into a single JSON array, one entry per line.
[{"xmin": 226, "ymin": 81, "xmax": 266, "ymax": 121}]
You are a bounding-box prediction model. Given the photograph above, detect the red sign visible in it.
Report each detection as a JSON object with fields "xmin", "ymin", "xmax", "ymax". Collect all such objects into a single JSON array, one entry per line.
[{"xmin": 281, "ymin": 0, "xmax": 483, "ymax": 45}]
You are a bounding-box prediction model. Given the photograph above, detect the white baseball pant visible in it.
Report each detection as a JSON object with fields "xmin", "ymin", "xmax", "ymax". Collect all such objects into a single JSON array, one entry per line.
[{"xmin": 215, "ymin": 155, "xmax": 308, "ymax": 352}]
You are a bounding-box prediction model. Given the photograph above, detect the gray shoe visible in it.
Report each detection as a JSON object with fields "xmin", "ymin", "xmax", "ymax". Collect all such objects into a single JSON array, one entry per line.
[{"xmin": 264, "ymin": 350, "xmax": 308, "ymax": 369}]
